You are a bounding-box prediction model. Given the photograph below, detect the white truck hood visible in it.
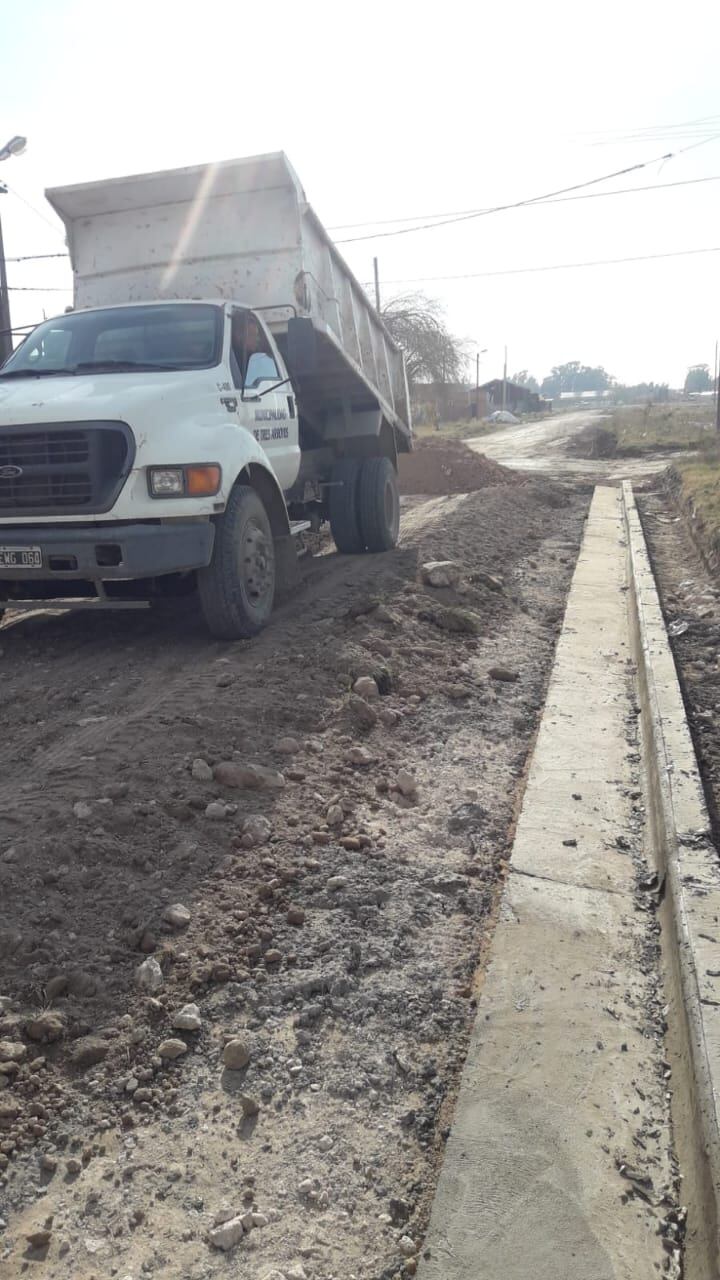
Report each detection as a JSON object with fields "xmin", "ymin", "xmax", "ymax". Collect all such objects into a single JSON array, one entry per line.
[{"xmin": 0, "ymin": 370, "xmax": 208, "ymax": 429}]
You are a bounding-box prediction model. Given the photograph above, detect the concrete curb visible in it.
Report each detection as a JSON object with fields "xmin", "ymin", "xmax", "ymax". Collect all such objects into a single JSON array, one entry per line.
[
  {"xmin": 623, "ymin": 481, "xmax": 720, "ymax": 1279},
  {"xmin": 416, "ymin": 489, "xmax": 677, "ymax": 1280}
]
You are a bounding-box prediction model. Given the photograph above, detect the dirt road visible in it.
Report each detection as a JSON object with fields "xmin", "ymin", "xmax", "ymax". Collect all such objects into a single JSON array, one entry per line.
[
  {"xmin": 0, "ymin": 479, "xmax": 588, "ymax": 1279},
  {"xmin": 469, "ymin": 410, "xmax": 679, "ymax": 481}
]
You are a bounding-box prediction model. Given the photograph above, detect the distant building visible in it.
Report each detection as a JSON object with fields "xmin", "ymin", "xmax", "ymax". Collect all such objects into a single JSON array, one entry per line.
[
  {"xmin": 412, "ymin": 382, "xmax": 490, "ymax": 425},
  {"xmin": 557, "ymin": 389, "xmax": 615, "ymax": 408},
  {"xmin": 479, "ymin": 379, "xmax": 547, "ymax": 415}
]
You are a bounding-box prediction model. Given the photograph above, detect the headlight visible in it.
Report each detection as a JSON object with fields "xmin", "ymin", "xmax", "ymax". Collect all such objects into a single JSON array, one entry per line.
[
  {"xmin": 148, "ymin": 465, "xmax": 221, "ymax": 498},
  {"xmin": 149, "ymin": 467, "xmax": 185, "ymax": 496}
]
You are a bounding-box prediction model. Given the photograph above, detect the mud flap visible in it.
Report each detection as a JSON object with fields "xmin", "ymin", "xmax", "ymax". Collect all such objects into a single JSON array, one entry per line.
[{"xmin": 275, "ymin": 534, "xmax": 300, "ymax": 597}]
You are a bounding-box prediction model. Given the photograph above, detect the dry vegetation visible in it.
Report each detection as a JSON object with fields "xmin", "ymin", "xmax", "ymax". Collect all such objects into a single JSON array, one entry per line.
[
  {"xmin": 671, "ymin": 456, "xmax": 720, "ymax": 563},
  {"xmin": 611, "ymin": 402, "xmax": 717, "ymax": 453}
]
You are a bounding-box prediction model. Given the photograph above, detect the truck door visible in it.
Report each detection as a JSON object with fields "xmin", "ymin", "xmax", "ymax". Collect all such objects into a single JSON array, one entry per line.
[{"xmin": 230, "ymin": 309, "xmax": 299, "ymax": 491}]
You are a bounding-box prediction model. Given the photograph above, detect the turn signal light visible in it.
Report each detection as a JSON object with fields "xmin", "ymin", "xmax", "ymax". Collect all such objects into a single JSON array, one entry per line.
[
  {"xmin": 186, "ymin": 465, "xmax": 221, "ymax": 496},
  {"xmin": 148, "ymin": 464, "xmax": 222, "ymax": 498}
]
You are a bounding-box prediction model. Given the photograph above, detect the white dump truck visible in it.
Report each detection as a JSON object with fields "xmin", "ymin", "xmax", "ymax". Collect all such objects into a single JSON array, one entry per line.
[{"xmin": 0, "ymin": 153, "xmax": 412, "ymax": 638}]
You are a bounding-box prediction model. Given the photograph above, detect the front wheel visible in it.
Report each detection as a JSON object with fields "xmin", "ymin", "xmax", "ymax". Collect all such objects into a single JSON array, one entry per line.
[
  {"xmin": 358, "ymin": 457, "xmax": 400, "ymax": 552},
  {"xmin": 198, "ymin": 485, "xmax": 275, "ymax": 640}
]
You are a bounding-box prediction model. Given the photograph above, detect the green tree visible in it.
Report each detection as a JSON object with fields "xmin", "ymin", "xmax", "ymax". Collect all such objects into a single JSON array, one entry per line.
[
  {"xmin": 381, "ymin": 293, "xmax": 469, "ymax": 386},
  {"xmin": 684, "ymin": 364, "xmax": 712, "ymax": 394},
  {"xmin": 511, "ymin": 370, "xmax": 540, "ymax": 392},
  {"xmin": 541, "ymin": 362, "xmax": 614, "ymax": 397},
  {"xmin": 615, "ymin": 382, "xmax": 670, "ymax": 403}
]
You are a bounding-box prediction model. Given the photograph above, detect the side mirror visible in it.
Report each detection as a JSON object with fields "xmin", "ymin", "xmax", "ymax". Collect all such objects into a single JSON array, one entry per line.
[{"xmin": 287, "ymin": 317, "xmax": 317, "ymax": 375}]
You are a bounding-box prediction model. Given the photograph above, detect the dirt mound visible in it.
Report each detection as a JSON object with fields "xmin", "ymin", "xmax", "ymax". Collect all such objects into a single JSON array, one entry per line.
[
  {"xmin": 399, "ymin": 436, "xmax": 518, "ymax": 495},
  {"xmin": 566, "ymin": 425, "xmax": 618, "ymax": 459}
]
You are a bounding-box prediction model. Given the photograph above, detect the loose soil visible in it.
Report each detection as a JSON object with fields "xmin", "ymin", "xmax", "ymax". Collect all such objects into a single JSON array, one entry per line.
[
  {"xmin": 566, "ymin": 423, "xmax": 619, "ymax": 459},
  {"xmin": 0, "ymin": 478, "xmax": 588, "ymax": 1279},
  {"xmin": 398, "ymin": 438, "xmax": 517, "ymax": 496}
]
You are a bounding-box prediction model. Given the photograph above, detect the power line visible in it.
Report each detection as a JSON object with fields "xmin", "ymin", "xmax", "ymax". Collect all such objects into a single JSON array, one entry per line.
[
  {"xmin": 335, "ymin": 133, "xmax": 720, "ymax": 244},
  {"xmin": 367, "ymin": 244, "xmax": 720, "ymax": 287},
  {"xmin": 7, "ymin": 170, "xmax": 720, "ymax": 261},
  {"xmin": 6, "ymin": 252, "xmax": 68, "ymax": 262},
  {"xmin": 8, "ymin": 285, "xmax": 70, "ymax": 292},
  {"xmin": 6, "ymin": 168, "xmax": 718, "ymax": 263},
  {"xmin": 2, "ymin": 179, "xmax": 66, "ymax": 239},
  {"xmin": 328, "ymin": 173, "xmax": 720, "ymax": 232},
  {"xmin": 0, "ymin": 323, "xmax": 44, "ymax": 338},
  {"xmin": 583, "ymin": 113, "xmax": 720, "ymax": 133},
  {"xmin": 579, "ymin": 114, "xmax": 720, "ymax": 146},
  {"xmin": 13, "ymin": 245, "xmax": 720, "ymax": 294}
]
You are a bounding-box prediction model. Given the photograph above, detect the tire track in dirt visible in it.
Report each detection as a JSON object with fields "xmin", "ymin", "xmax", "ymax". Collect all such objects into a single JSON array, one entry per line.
[{"xmin": 0, "ymin": 500, "xmax": 439, "ymax": 810}]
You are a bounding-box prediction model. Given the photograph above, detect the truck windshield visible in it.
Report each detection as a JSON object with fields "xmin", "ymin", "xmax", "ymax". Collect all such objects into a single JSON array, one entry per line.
[{"xmin": 0, "ymin": 304, "xmax": 223, "ymax": 377}]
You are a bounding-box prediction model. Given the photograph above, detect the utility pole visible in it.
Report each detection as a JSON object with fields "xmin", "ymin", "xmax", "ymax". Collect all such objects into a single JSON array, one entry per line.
[
  {"xmin": 0, "ymin": 136, "xmax": 28, "ymax": 366},
  {"xmin": 501, "ymin": 344, "xmax": 508, "ymax": 412},
  {"xmin": 712, "ymin": 340, "xmax": 717, "ymax": 435},
  {"xmin": 0, "ymin": 189, "xmax": 11, "ymax": 364},
  {"xmin": 715, "ymin": 338, "xmax": 719, "ymax": 435},
  {"xmin": 474, "ymin": 347, "xmax": 487, "ymax": 418},
  {"xmin": 373, "ymin": 257, "xmax": 381, "ymax": 313}
]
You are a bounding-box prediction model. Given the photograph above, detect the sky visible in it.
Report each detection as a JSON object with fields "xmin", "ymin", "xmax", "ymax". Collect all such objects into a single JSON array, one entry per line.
[{"xmin": 1, "ymin": 0, "xmax": 719, "ymax": 388}]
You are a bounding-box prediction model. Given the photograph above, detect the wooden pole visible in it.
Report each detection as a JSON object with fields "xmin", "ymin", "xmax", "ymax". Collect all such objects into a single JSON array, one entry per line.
[
  {"xmin": 712, "ymin": 337, "xmax": 717, "ymax": 437},
  {"xmin": 715, "ymin": 338, "xmax": 719, "ymax": 434},
  {"xmin": 0, "ymin": 197, "xmax": 12, "ymax": 365}
]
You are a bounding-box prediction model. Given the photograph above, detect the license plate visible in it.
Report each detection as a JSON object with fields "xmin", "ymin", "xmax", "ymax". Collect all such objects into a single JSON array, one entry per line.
[{"xmin": 0, "ymin": 546, "xmax": 42, "ymax": 569}]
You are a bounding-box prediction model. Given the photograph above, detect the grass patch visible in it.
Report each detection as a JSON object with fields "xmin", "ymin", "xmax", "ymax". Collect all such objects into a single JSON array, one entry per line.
[
  {"xmin": 611, "ymin": 403, "xmax": 717, "ymax": 454},
  {"xmin": 673, "ymin": 455, "xmax": 720, "ymax": 555}
]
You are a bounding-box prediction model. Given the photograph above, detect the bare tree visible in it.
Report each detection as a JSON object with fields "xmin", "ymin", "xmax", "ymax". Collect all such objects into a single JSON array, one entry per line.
[{"xmin": 381, "ymin": 292, "xmax": 469, "ymax": 386}]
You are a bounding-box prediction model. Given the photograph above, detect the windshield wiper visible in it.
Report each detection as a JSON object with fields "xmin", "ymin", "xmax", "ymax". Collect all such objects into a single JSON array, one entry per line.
[
  {"xmin": 73, "ymin": 360, "xmax": 185, "ymax": 372},
  {"xmin": 0, "ymin": 367, "xmax": 77, "ymax": 380},
  {"xmin": 0, "ymin": 359, "xmax": 191, "ymax": 380}
]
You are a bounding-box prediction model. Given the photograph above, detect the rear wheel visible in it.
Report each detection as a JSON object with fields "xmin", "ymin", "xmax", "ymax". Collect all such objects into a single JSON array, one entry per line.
[
  {"xmin": 198, "ymin": 485, "xmax": 275, "ymax": 640},
  {"xmin": 358, "ymin": 457, "xmax": 400, "ymax": 552},
  {"xmin": 329, "ymin": 458, "xmax": 364, "ymax": 554}
]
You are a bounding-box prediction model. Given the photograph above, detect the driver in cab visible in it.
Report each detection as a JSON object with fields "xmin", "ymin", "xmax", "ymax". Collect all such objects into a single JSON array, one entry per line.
[{"xmin": 231, "ymin": 312, "xmax": 278, "ymax": 387}]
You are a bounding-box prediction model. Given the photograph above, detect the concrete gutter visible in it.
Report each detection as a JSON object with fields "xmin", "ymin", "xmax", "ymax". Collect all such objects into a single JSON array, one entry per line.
[
  {"xmin": 417, "ymin": 488, "xmax": 676, "ymax": 1280},
  {"xmin": 623, "ymin": 480, "xmax": 720, "ymax": 1279}
]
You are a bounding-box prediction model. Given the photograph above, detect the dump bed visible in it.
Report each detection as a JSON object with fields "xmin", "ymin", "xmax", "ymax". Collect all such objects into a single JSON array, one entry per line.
[{"xmin": 46, "ymin": 153, "xmax": 412, "ymax": 446}]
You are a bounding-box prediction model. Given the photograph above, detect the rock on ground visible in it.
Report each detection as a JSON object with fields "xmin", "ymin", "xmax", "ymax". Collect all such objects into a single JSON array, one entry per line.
[
  {"xmin": 172, "ymin": 1003, "xmax": 202, "ymax": 1031},
  {"xmin": 162, "ymin": 902, "xmax": 191, "ymax": 928},
  {"xmin": 223, "ymin": 1037, "xmax": 252, "ymax": 1069},
  {"xmin": 208, "ymin": 1214, "xmax": 244, "ymax": 1250},
  {"xmin": 158, "ymin": 1038, "xmax": 188, "ymax": 1060},
  {"xmin": 421, "ymin": 560, "xmax": 462, "ymax": 588},
  {"xmin": 136, "ymin": 958, "xmax": 163, "ymax": 993}
]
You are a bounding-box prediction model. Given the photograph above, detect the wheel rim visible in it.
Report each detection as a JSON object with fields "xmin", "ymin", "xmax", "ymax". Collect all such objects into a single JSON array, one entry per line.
[{"xmin": 241, "ymin": 519, "xmax": 273, "ymax": 608}]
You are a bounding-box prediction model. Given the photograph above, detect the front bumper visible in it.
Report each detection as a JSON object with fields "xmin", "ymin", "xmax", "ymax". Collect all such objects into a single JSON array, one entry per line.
[{"xmin": 0, "ymin": 520, "xmax": 215, "ymax": 580}]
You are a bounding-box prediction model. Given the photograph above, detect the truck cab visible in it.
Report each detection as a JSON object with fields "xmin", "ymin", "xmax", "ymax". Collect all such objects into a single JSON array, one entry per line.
[{"xmin": 0, "ymin": 153, "xmax": 412, "ymax": 639}]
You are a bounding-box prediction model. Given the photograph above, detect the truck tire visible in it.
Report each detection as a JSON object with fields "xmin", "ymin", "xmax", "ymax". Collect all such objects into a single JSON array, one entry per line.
[
  {"xmin": 198, "ymin": 485, "xmax": 275, "ymax": 640},
  {"xmin": 358, "ymin": 457, "xmax": 400, "ymax": 552},
  {"xmin": 329, "ymin": 459, "xmax": 364, "ymax": 554}
]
